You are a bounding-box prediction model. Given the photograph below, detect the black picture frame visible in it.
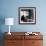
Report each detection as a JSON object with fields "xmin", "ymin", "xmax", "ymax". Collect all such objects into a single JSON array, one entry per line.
[{"xmin": 19, "ymin": 7, "xmax": 36, "ymax": 24}]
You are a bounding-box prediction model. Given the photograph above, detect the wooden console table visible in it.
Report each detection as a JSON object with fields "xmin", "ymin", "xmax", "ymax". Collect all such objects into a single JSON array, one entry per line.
[{"xmin": 4, "ymin": 32, "xmax": 43, "ymax": 46}]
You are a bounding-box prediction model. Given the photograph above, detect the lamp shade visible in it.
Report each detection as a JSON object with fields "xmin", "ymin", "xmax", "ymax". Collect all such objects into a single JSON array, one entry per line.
[{"xmin": 5, "ymin": 18, "xmax": 14, "ymax": 25}]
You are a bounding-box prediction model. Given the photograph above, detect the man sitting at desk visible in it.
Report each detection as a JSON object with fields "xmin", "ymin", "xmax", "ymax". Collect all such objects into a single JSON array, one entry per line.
[{"xmin": 21, "ymin": 9, "xmax": 33, "ymax": 22}]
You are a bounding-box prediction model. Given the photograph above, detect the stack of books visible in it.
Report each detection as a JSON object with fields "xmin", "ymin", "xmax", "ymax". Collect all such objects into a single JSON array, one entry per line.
[{"xmin": 25, "ymin": 32, "xmax": 38, "ymax": 35}]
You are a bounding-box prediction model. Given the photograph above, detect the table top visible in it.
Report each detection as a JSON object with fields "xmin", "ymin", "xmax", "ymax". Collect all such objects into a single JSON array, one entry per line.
[{"xmin": 4, "ymin": 32, "xmax": 43, "ymax": 40}]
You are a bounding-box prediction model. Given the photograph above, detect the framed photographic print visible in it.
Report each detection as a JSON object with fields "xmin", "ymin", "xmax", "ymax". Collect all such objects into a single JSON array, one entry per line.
[{"xmin": 19, "ymin": 7, "xmax": 36, "ymax": 24}]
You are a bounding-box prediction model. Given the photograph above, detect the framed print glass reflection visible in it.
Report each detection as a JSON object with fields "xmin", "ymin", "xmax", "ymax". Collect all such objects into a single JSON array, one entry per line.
[{"xmin": 19, "ymin": 7, "xmax": 36, "ymax": 24}]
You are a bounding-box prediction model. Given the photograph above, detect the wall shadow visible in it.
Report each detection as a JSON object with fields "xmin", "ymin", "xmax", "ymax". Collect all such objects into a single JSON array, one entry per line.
[{"xmin": 0, "ymin": 16, "xmax": 5, "ymax": 46}]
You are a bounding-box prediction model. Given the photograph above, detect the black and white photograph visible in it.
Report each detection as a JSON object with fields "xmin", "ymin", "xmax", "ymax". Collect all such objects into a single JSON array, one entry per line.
[{"xmin": 19, "ymin": 7, "xmax": 36, "ymax": 24}]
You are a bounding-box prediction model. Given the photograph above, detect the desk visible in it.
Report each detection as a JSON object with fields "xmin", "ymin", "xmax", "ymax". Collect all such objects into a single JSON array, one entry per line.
[{"xmin": 4, "ymin": 32, "xmax": 43, "ymax": 46}]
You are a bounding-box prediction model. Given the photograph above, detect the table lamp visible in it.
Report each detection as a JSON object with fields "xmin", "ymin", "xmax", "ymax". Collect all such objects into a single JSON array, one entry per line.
[{"xmin": 5, "ymin": 18, "xmax": 14, "ymax": 35}]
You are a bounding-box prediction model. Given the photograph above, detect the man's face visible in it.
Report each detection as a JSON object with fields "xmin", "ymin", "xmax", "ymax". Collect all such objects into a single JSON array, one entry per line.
[{"xmin": 24, "ymin": 11, "xmax": 29, "ymax": 17}]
